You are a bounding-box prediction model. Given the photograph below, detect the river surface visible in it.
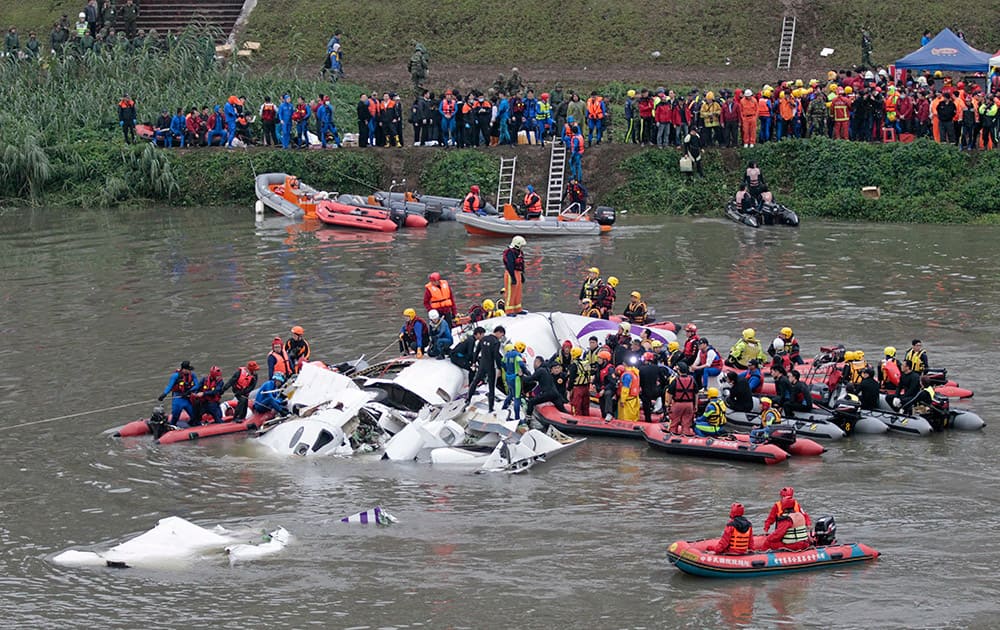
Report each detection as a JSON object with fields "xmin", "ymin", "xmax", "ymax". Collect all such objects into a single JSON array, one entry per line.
[{"xmin": 0, "ymin": 207, "xmax": 998, "ymax": 629}]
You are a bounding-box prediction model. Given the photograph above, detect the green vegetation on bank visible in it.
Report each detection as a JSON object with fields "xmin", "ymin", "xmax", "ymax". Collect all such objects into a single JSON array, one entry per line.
[{"xmin": 605, "ymin": 138, "xmax": 1000, "ymax": 223}]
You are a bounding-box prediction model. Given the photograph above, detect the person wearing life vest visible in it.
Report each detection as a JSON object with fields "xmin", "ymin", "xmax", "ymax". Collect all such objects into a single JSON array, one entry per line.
[
  {"xmin": 536, "ymin": 92, "xmax": 553, "ymax": 143},
  {"xmin": 586, "ymin": 92, "xmax": 606, "ymax": 146},
  {"xmin": 437, "ymin": 91, "xmax": 457, "ymax": 146},
  {"xmin": 840, "ymin": 350, "xmax": 870, "ymax": 386},
  {"xmin": 499, "ymin": 341, "xmax": 529, "ymax": 421},
  {"xmin": 904, "ymin": 339, "xmax": 928, "ymax": 374},
  {"xmin": 582, "ymin": 336, "xmax": 601, "ymax": 368},
  {"xmin": 691, "ymin": 337, "xmax": 723, "ymax": 390},
  {"xmin": 681, "ymin": 323, "xmax": 700, "ymax": 365},
  {"xmin": 580, "ymin": 298, "xmax": 602, "ymax": 318},
  {"xmin": 713, "ymin": 503, "xmax": 754, "ymax": 555},
  {"xmin": 595, "ymin": 276, "xmax": 617, "ymax": 319},
  {"xmin": 579, "ymin": 267, "xmax": 602, "ymax": 302},
  {"xmin": 157, "ymin": 361, "xmax": 199, "ymax": 425},
  {"xmin": 284, "ymin": 326, "xmax": 310, "ymax": 374},
  {"xmin": 191, "ymin": 365, "xmax": 226, "ymax": 424},
  {"xmin": 763, "ymin": 486, "xmax": 810, "ymax": 533},
  {"xmin": 765, "ymin": 495, "xmax": 812, "ymax": 552},
  {"xmin": 877, "ymin": 346, "xmax": 901, "ymax": 386},
  {"xmin": 117, "ymin": 93, "xmax": 137, "ymax": 144},
  {"xmin": 569, "ymin": 126, "xmax": 585, "ymax": 182},
  {"xmin": 399, "ymin": 308, "xmax": 428, "ymax": 357},
  {"xmin": 423, "ymin": 272, "xmax": 457, "ymax": 322},
  {"xmin": 766, "ymin": 327, "xmax": 802, "ymax": 364},
  {"xmin": 694, "ymin": 387, "xmax": 727, "ymax": 436},
  {"xmin": 567, "ymin": 346, "xmax": 592, "ymax": 416},
  {"xmin": 253, "ymin": 371, "xmax": 289, "ymax": 416},
  {"xmin": 522, "ymin": 185, "xmax": 542, "ymax": 219},
  {"xmin": 623, "ymin": 291, "xmax": 648, "ymax": 325},
  {"xmin": 588, "ymin": 349, "xmax": 614, "ymax": 420},
  {"xmin": 426, "ymin": 309, "xmax": 453, "ymax": 359},
  {"xmin": 727, "ymin": 328, "xmax": 767, "ymax": 369},
  {"xmin": 662, "ymin": 340, "xmax": 681, "ymax": 368},
  {"xmin": 615, "ymin": 364, "xmax": 641, "ymax": 421},
  {"xmin": 264, "ymin": 337, "xmax": 290, "ymax": 379},
  {"xmin": 258, "ymin": 96, "xmax": 278, "ymax": 146},
  {"xmin": 749, "ymin": 396, "xmax": 782, "ymax": 443},
  {"xmin": 502, "ymin": 236, "xmax": 526, "ymax": 315},
  {"xmin": 563, "ymin": 178, "xmax": 588, "ymax": 212},
  {"xmin": 666, "ymin": 361, "xmax": 698, "ymax": 435},
  {"xmin": 468, "ymin": 298, "xmax": 502, "ymax": 323},
  {"xmin": 462, "ymin": 185, "xmax": 485, "ymax": 216},
  {"xmin": 222, "ymin": 95, "xmax": 240, "ymax": 147},
  {"xmin": 221, "ymin": 360, "xmax": 259, "ymax": 421}
]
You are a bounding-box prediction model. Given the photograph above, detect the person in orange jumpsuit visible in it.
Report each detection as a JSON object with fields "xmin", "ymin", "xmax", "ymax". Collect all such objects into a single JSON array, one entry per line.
[
  {"xmin": 739, "ymin": 89, "xmax": 758, "ymax": 147},
  {"xmin": 765, "ymin": 495, "xmax": 812, "ymax": 551},
  {"xmin": 763, "ymin": 486, "xmax": 812, "ymax": 532}
]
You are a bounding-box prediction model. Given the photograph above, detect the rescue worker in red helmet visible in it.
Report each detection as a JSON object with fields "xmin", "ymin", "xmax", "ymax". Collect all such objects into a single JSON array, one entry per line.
[
  {"xmin": 463, "ymin": 185, "xmax": 485, "ymax": 216},
  {"xmin": 267, "ymin": 336, "xmax": 291, "ymax": 379},
  {"xmin": 221, "ymin": 360, "xmax": 260, "ymax": 421},
  {"xmin": 423, "ymin": 271, "xmax": 457, "ymax": 322},
  {"xmin": 713, "ymin": 503, "xmax": 755, "ymax": 554},
  {"xmin": 192, "ymin": 365, "xmax": 226, "ymax": 424},
  {"xmin": 763, "ymin": 486, "xmax": 811, "ymax": 532},
  {"xmin": 284, "ymin": 325, "xmax": 310, "ymax": 375},
  {"xmin": 765, "ymin": 495, "xmax": 812, "ymax": 551}
]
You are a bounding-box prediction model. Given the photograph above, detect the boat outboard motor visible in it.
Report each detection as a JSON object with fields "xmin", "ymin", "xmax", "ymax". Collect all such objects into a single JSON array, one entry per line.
[
  {"xmin": 813, "ymin": 515, "xmax": 837, "ymax": 546},
  {"xmin": 926, "ymin": 394, "xmax": 952, "ymax": 431},
  {"xmin": 594, "ymin": 206, "xmax": 616, "ymax": 226},
  {"xmin": 766, "ymin": 426, "xmax": 797, "ymax": 452},
  {"xmin": 831, "ymin": 397, "xmax": 862, "ymax": 432},
  {"xmin": 924, "ymin": 368, "xmax": 948, "ymax": 386},
  {"xmin": 146, "ymin": 406, "xmax": 173, "ymax": 440}
]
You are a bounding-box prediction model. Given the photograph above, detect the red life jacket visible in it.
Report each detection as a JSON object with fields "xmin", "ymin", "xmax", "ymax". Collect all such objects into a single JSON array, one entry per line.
[
  {"xmin": 572, "ymin": 134, "xmax": 585, "ymax": 154},
  {"xmin": 235, "ymin": 367, "xmax": 255, "ymax": 391},
  {"xmin": 441, "ymin": 99, "xmax": 456, "ymax": 117},
  {"xmin": 504, "ymin": 247, "xmax": 525, "ymax": 271},
  {"xmin": 587, "ymin": 97, "xmax": 604, "ymax": 119},
  {"xmin": 269, "ymin": 350, "xmax": 290, "ymax": 376},
  {"xmin": 404, "ymin": 317, "xmax": 427, "ymax": 337},
  {"xmin": 261, "ymin": 103, "xmax": 276, "ymax": 122},
  {"xmin": 673, "ymin": 374, "xmax": 697, "ymax": 402},
  {"xmin": 198, "ymin": 376, "xmax": 223, "ymax": 402},
  {"xmin": 171, "ymin": 369, "xmax": 196, "ymax": 395}
]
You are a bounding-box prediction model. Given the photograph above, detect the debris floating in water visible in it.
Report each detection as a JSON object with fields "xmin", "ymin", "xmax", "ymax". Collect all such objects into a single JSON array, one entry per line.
[{"xmin": 340, "ymin": 506, "xmax": 398, "ymax": 526}]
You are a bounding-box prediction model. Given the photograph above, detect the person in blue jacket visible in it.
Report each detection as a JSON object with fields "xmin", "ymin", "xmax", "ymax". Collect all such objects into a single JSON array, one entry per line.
[
  {"xmin": 317, "ymin": 97, "xmax": 342, "ymax": 148},
  {"xmin": 169, "ymin": 108, "xmax": 187, "ymax": 147},
  {"xmin": 223, "ymin": 96, "xmax": 240, "ymax": 147},
  {"xmin": 426, "ymin": 309, "xmax": 453, "ymax": 359},
  {"xmin": 206, "ymin": 105, "xmax": 226, "ymax": 146},
  {"xmin": 500, "ymin": 341, "xmax": 528, "ymax": 421},
  {"xmin": 277, "ymin": 93, "xmax": 294, "ymax": 149},
  {"xmin": 522, "ymin": 89, "xmax": 539, "ymax": 144},
  {"xmin": 191, "ymin": 365, "xmax": 225, "ymax": 424},
  {"xmin": 157, "ymin": 361, "xmax": 199, "ymax": 425},
  {"xmin": 740, "ymin": 358, "xmax": 764, "ymax": 394},
  {"xmin": 253, "ymin": 371, "xmax": 289, "ymax": 415},
  {"xmin": 399, "ymin": 308, "xmax": 428, "ymax": 357},
  {"xmin": 495, "ymin": 91, "xmax": 511, "ymax": 144}
]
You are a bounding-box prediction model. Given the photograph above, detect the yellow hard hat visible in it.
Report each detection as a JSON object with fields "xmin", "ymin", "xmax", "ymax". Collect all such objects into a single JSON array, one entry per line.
[
  {"xmin": 855, "ymin": 350, "xmax": 865, "ymax": 360},
  {"xmin": 571, "ymin": 347, "xmax": 583, "ymax": 359},
  {"xmin": 504, "ymin": 343, "xmax": 515, "ymax": 352},
  {"xmin": 828, "ymin": 83, "xmax": 838, "ymax": 93},
  {"xmin": 514, "ymin": 341, "xmax": 526, "ymax": 352},
  {"xmin": 742, "ymin": 328, "xmax": 756, "ymax": 341},
  {"xmin": 403, "ymin": 308, "xmax": 416, "ymax": 319},
  {"xmin": 483, "ymin": 299, "xmax": 495, "ymax": 311},
  {"xmin": 627, "ymin": 89, "xmax": 636, "ymax": 98},
  {"xmin": 651, "ymin": 340, "xmax": 663, "ymax": 348},
  {"xmin": 668, "ymin": 341, "xmax": 679, "ymax": 351},
  {"xmin": 809, "ymin": 78, "xmax": 819, "ymax": 86},
  {"xmin": 934, "ymin": 70, "xmax": 943, "ymax": 78},
  {"xmin": 587, "ymin": 266, "xmax": 600, "ymax": 275},
  {"xmin": 607, "ymin": 276, "xmax": 619, "ymax": 287},
  {"xmin": 706, "ymin": 91, "xmax": 715, "ymax": 100},
  {"xmin": 760, "ymin": 397, "xmax": 772, "ymax": 406},
  {"xmin": 630, "ymin": 291, "xmax": 641, "ymax": 299},
  {"xmin": 827, "ymin": 70, "xmax": 837, "ymax": 80},
  {"xmin": 762, "ymin": 87, "xmax": 773, "ymax": 97},
  {"xmin": 884, "ymin": 346, "xmax": 896, "ymax": 357},
  {"xmin": 707, "ymin": 387, "xmax": 720, "ymax": 398},
  {"xmin": 845, "ymin": 86, "xmax": 853, "ymax": 95},
  {"xmin": 844, "ymin": 350, "xmax": 858, "ymax": 361},
  {"xmin": 794, "ymin": 79, "xmax": 804, "ymax": 87},
  {"xmin": 780, "ymin": 327, "xmax": 793, "ymax": 338}
]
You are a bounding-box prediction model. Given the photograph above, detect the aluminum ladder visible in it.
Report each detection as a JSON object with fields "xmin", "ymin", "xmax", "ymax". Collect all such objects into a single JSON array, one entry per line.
[
  {"xmin": 496, "ymin": 157, "xmax": 517, "ymax": 208},
  {"xmin": 776, "ymin": 15, "xmax": 796, "ymax": 70},
  {"xmin": 544, "ymin": 143, "xmax": 567, "ymax": 216}
]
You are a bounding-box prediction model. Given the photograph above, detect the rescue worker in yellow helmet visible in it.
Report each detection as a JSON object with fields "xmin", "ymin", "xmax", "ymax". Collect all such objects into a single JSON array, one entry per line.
[
  {"xmin": 398, "ymin": 308, "xmax": 428, "ymax": 357},
  {"xmin": 877, "ymin": 346, "xmax": 900, "ymax": 386},
  {"xmin": 750, "ymin": 396, "xmax": 781, "ymax": 442},
  {"xmin": 580, "ymin": 297, "xmax": 602, "ymax": 318},
  {"xmin": 767, "ymin": 326, "xmax": 802, "ymax": 364},
  {"xmin": 622, "ymin": 290, "xmax": 648, "ymax": 325},
  {"xmin": 727, "ymin": 328, "xmax": 767, "ymax": 369},
  {"xmin": 595, "ymin": 275, "xmax": 617, "ymax": 319},
  {"xmin": 580, "ymin": 266, "xmax": 602, "ymax": 302},
  {"xmin": 693, "ymin": 387, "xmax": 727, "ymax": 436}
]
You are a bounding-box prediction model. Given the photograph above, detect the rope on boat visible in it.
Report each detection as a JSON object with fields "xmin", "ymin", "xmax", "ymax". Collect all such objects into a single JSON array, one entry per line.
[{"xmin": 0, "ymin": 398, "xmax": 160, "ymax": 433}]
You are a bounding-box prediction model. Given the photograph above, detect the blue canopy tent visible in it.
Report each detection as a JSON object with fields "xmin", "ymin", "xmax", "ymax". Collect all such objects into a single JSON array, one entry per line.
[{"xmin": 894, "ymin": 28, "xmax": 991, "ymax": 73}]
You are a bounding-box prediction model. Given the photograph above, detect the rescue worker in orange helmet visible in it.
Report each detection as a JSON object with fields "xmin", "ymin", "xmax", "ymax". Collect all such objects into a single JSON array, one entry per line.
[
  {"xmin": 284, "ymin": 325, "xmax": 310, "ymax": 375},
  {"xmin": 221, "ymin": 360, "xmax": 260, "ymax": 421},
  {"xmin": 713, "ymin": 503, "xmax": 755, "ymax": 554},
  {"xmin": 423, "ymin": 272, "xmax": 456, "ymax": 322}
]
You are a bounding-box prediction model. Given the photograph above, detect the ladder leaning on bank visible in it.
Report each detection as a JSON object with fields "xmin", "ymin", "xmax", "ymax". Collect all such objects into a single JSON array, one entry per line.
[
  {"xmin": 776, "ymin": 15, "xmax": 796, "ymax": 70},
  {"xmin": 544, "ymin": 143, "xmax": 567, "ymax": 216},
  {"xmin": 496, "ymin": 156, "xmax": 517, "ymax": 208}
]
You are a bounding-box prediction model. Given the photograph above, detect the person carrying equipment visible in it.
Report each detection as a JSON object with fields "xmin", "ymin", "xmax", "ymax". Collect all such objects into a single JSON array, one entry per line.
[
  {"xmin": 500, "ymin": 341, "xmax": 528, "ymax": 421},
  {"xmin": 399, "ymin": 308, "xmax": 428, "ymax": 357},
  {"xmin": 221, "ymin": 360, "xmax": 259, "ymax": 421},
  {"xmin": 694, "ymin": 387, "xmax": 727, "ymax": 436},
  {"xmin": 713, "ymin": 503, "xmax": 754, "ymax": 555},
  {"xmin": 253, "ymin": 372, "xmax": 289, "ymax": 416},
  {"xmin": 157, "ymin": 361, "xmax": 199, "ymax": 425},
  {"xmin": 426, "ymin": 309, "xmax": 453, "ymax": 359}
]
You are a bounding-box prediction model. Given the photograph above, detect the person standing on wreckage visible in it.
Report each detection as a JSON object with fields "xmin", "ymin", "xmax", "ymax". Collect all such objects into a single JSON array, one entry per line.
[{"xmin": 466, "ymin": 326, "xmax": 505, "ymax": 413}]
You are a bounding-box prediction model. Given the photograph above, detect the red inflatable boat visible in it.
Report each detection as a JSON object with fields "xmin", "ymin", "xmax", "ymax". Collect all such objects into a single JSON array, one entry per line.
[
  {"xmin": 114, "ymin": 409, "xmax": 274, "ymax": 444},
  {"xmin": 316, "ymin": 200, "xmax": 399, "ymax": 232},
  {"xmin": 667, "ymin": 535, "xmax": 880, "ymax": 578},
  {"xmin": 642, "ymin": 423, "xmax": 789, "ymax": 465}
]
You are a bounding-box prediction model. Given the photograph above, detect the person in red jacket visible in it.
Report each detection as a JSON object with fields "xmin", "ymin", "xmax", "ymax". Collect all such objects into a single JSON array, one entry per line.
[
  {"xmin": 763, "ymin": 486, "xmax": 812, "ymax": 532},
  {"xmin": 654, "ymin": 94, "xmax": 672, "ymax": 147},
  {"xmin": 713, "ymin": 503, "xmax": 754, "ymax": 554},
  {"xmin": 636, "ymin": 89, "xmax": 654, "ymax": 145},
  {"xmin": 765, "ymin": 495, "xmax": 812, "ymax": 551}
]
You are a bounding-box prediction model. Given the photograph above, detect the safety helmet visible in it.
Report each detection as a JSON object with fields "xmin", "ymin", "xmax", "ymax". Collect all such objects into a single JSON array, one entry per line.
[
  {"xmin": 619, "ymin": 322, "xmax": 631, "ymax": 332},
  {"xmin": 483, "ymin": 299, "xmax": 496, "ymax": 311},
  {"xmin": 827, "ymin": 70, "xmax": 837, "ymax": 80},
  {"xmin": 795, "ymin": 78, "xmax": 804, "ymax": 87},
  {"xmin": 562, "ymin": 340, "xmax": 573, "ymax": 349},
  {"xmin": 845, "ymin": 86, "xmax": 853, "ymax": 95},
  {"xmin": 742, "ymin": 328, "xmax": 756, "ymax": 341},
  {"xmin": 854, "ymin": 350, "xmax": 865, "ymax": 360},
  {"xmin": 668, "ymin": 341, "xmax": 679, "ymax": 352},
  {"xmin": 685, "ymin": 323, "xmax": 697, "ymax": 333},
  {"xmin": 272, "ymin": 336, "xmax": 282, "ymax": 346},
  {"xmin": 540, "ymin": 92, "xmax": 549, "ymax": 100},
  {"xmin": 781, "ymin": 496, "xmax": 797, "ymax": 511},
  {"xmin": 643, "ymin": 352, "xmax": 655, "ymax": 362},
  {"xmin": 627, "ymin": 89, "xmax": 636, "ymax": 98},
  {"xmin": 706, "ymin": 387, "xmax": 720, "ymax": 398},
  {"xmin": 515, "ymin": 341, "xmax": 526, "ymax": 353},
  {"xmin": 760, "ymin": 397, "xmax": 772, "ymax": 407},
  {"xmin": 428, "ymin": 309, "xmax": 440, "ymax": 321},
  {"xmin": 273, "ymin": 372, "xmax": 286, "ymax": 383},
  {"xmin": 209, "ymin": 365, "xmax": 222, "ymax": 377},
  {"xmin": 778, "ymin": 90, "xmax": 786, "ymax": 99},
  {"xmin": 511, "ymin": 235, "xmax": 526, "ymax": 248},
  {"xmin": 744, "ymin": 89, "xmax": 753, "ymax": 97},
  {"xmin": 729, "ymin": 502, "xmax": 745, "ymax": 518},
  {"xmin": 651, "ymin": 340, "xmax": 663, "ymax": 348},
  {"xmin": 470, "ymin": 185, "xmax": 480, "ymax": 193},
  {"xmin": 884, "ymin": 346, "xmax": 896, "ymax": 357},
  {"xmin": 706, "ymin": 91, "xmax": 715, "ymax": 100},
  {"xmin": 630, "ymin": 291, "xmax": 641, "ymax": 299},
  {"xmin": 772, "ymin": 338, "xmax": 785, "ymax": 351},
  {"xmin": 843, "ymin": 350, "xmax": 857, "ymax": 362},
  {"xmin": 504, "ymin": 343, "xmax": 515, "ymax": 352},
  {"xmin": 291, "ymin": 325, "xmax": 305, "ymax": 335},
  {"xmin": 428, "ymin": 272, "xmax": 441, "ymax": 282},
  {"xmin": 607, "ymin": 276, "xmax": 619, "ymax": 287},
  {"xmin": 615, "ymin": 365, "xmax": 627, "ymax": 375},
  {"xmin": 403, "ymin": 308, "xmax": 416, "ymax": 319},
  {"xmin": 597, "ymin": 350, "xmax": 612, "ymax": 361},
  {"xmin": 247, "ymin": 360, "xmax": 259, "ymax": 371},
  {"xmin": 780, "ymin": 327, "xmax": 793, "ymax": 338},
  {"xmin": 587, "ymin": 266, "xmax": 600, "ymax": 275},
  {"xmin": 780, "ymin": 486, "xmax": 795, "ymax": 498},
  {"xmin": 79, "ymin": 12, "xmax": 86, "ymax": 18},
  {"xmin": 571, "ymin": 347, "xmax": 583, "ymax": 359},
  {"xmin": 934, "ymin": 70, "xmax": 943, "ymax": 78},
  {"xmin": 581, "ymin": 297, "xmax": 592, "ymax": 305}
]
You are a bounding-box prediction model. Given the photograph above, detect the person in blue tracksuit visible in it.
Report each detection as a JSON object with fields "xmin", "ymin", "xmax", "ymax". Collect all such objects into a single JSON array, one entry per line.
[
  {"xmin": 192, "ymin": 365, "xmax": 225, "ymax": 423},
  {"xmin": 206, "ymin": 105, "xmax": 226, "ymax": 146},
  {"xmin": 317, "ymin": 98, "xmax": 342, "ymax": 148},
  {"xmin": 224, "ymin": 96, "xmax": 240, "ymax": 147},
  {"xmin": 169, "ymin": 109, "xmax": 187, "ymax": 147},
  {"xmin": 522, "ymin": 90, "xmax": 539, "ymax": 144},
  {"xmin": 426, "ymin": 310, "xmax": 453, "ymax": 358},
  {"xmin": 277, "ymin": 94, "xmax": 294, "ymax": 149},
  {"xmin": 157, "ymin": 361, "xmax": 199, "ymax": 425},
  {"xmin": 569, "ymin": 126, "xmax": 585, "ymax": 182},
  {"xmin": 253, "ymin": 372, "xmax": 289, "ymax": 415},
  {"xmin": 295, "ymin": 96, "xmax": 311, "ymax": 148},
  {"xmin": 495, "ymin": 92, "xmax": 511, "ymax": 144}
]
